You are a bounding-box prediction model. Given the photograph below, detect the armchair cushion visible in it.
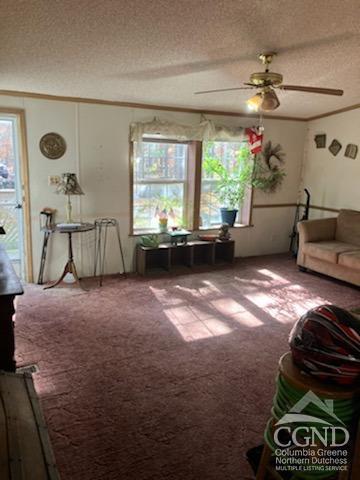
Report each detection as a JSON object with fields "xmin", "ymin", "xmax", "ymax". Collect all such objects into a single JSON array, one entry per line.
[
  {"xmin": 338, "ymin": 250, "xmax": 360, "ymax": 270},
  {"xmin": 335, "ymin": 209, "xmax": 360, "ymax": 246},
  {"xmin": 298, "ymin": 217, "xmax": 337, "ymax": 243},
  {"xmin": 302, "ymin": 241, "xmax": 360, "ymax": 264}
]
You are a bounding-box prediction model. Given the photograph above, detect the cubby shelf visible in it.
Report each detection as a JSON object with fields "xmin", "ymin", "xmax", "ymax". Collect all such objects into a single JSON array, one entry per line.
[{"xmin": 136, "ymin": 240, "xmax": 235, "ymax": 276}]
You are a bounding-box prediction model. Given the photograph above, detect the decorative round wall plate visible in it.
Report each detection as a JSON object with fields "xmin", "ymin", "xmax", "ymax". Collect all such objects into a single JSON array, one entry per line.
[{"xmin": 39, "ymin": 132, "xmax": 66, "ymax": 159}]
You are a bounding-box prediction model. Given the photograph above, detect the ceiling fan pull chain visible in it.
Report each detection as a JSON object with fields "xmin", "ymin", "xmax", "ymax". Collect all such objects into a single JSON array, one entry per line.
[{"xmin": 258, "ymin": 112, "xmax": 264, "ymax": 133}]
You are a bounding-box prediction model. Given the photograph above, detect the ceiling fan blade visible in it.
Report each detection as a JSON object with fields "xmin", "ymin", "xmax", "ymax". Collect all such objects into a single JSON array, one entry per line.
[
  {"xmin": 279, "ymin": 85, "xmax": 343, "ymax": 96},
  {"xmin": 194, "ymin": 86, "xmax": 255, "ymax": 95}
]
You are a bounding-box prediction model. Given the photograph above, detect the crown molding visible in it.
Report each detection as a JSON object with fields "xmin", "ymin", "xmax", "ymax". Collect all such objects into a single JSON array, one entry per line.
[
  {"xmin": 307, "ymin": 103, "xmax": 360, "ymax": 121},
  {"xmin": 0, "ymin": 89, "xmax": 306, "ymax": 122},
  {"xmin": 1, "ymin": 89, "xmax": 359, "ymax": 122}
]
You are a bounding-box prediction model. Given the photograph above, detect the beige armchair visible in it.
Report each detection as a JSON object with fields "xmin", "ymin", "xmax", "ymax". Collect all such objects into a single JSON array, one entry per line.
[{"xmin": 297, "ymin": 209, "xmax": 360, "ymax": 286}]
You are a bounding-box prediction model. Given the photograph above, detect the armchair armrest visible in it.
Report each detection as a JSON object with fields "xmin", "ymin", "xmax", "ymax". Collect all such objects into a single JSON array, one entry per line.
[{"xmin": 298, "ymin": 217, "xmax": 337, "ymax": 243}]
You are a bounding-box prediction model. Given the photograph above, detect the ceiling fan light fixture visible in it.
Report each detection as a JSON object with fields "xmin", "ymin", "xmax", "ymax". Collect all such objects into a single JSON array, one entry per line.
[
  {"xmin": 260, "ymin": 88, "xmax": 280, "ymax": 111},
  {"xmin": 246, "ymin": 92, "xmax": 263, "ymax": 112}
]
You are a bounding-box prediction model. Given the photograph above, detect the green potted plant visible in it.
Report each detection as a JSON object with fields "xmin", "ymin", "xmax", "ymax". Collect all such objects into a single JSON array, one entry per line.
[{"xmin": 203, "ymin": 143, "xmax": 254, "ymax": 226}]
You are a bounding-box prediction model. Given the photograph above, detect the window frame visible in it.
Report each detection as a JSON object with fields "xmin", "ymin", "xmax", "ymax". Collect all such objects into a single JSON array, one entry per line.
[
  {"xmin": 199, "ymin": 140, "xmax": 254, "ymax": 230},
  {"xmin": 129, "ymin": 138, "xmax": 253, "ymax": 235}
]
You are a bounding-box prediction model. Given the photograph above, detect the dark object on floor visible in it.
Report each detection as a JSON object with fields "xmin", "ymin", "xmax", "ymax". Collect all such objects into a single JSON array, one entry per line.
[
  {"xmin": 298, "ymin": 266, "xmax": 307, "ymax": 272},
  {"xmin": 136, "ymin": 239, "xmax": 234, "ymax": 275},
  {"xmin": 0, "ymin": 371, "xmax": 60, "ymax": 479},
  {"xmin": 246, "ymin": 444, "xmax": 264, "ymax": 474},
  {"xmin": 289, "ymin": 188, "xmax": 310, "ymax": 257},
  {"xmin": 0, "ymin": 245, "xmax": 23, "ymax": 372},
  {"xmin": 38, "ymin": 209, "xmax": 56, "ymax": 284},
  {"xmin": 246, "ymin": 445, "xmax": 291, "ymax": 479}
]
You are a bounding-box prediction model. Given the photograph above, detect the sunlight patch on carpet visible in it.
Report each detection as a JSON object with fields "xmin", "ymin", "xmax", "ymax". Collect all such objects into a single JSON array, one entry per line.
[
  {"xmin": 256, "ymin": 268, "xmax": 291, "ymax": 285},
  {"xmin": 244, "ymin": 285, "xmax": 330, "ymax": 324},
  {"xmin": 164, "ymin": 306, "xmax": 233, "ymax": 341},
  {"xmin": 211, "ymin": 297, "xmax": 245, "ymax": 315},
  {"xmin": 231, "ymin": 311, "xmax": 264, "ymax": 327}
]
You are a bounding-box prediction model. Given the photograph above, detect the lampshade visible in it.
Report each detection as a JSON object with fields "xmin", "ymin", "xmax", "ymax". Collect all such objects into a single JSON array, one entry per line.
[
  {"xmin": 246, "ymin": 92, "xmax": 263, "ymax": 112},
  {"xmin": 261, "ymin": 89, "xmax": 280, "ymax": 111},
  {"xmin": 56, "ymin": 173, "xmax": 84, "ymax": 195},
  {"xmin": 246, "ymin": 89, "xmax": 280, "ymax": 112}
]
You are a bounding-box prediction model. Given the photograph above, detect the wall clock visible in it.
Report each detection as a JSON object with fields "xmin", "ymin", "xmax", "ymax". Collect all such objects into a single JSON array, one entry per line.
[{"xmin": 39, "ymin": 132, "xmax": 66, "ymax": 159}]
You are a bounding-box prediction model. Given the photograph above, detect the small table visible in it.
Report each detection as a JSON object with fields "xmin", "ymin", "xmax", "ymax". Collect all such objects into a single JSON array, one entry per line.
[
  {"xmin": 44, "ymin": 223, "xmax": 94, "ymax": 290},
  {"xmin": 167, "ymin": 229, "xmax": 191, "ymax": 245}
]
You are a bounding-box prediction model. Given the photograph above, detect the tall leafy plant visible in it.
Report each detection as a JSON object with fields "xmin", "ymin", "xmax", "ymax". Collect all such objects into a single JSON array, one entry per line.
[{"xmin": 203, "ymin": 142, "xmax": 254, "ymax": 210}]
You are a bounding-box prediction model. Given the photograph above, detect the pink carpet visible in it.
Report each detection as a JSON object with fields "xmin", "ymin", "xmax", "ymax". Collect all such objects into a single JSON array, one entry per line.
[{"xmin": 15, "ymin": 254, "xmax": 360, "ymax": 480}]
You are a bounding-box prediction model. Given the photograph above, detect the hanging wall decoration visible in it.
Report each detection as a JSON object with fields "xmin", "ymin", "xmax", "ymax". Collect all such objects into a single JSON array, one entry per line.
[
  {"xmin": 344, "ymin": 144, "xmax": 358, "ymax": 160},
  {"xmin": 252, "ymin": 141, "xmax": 286, "ymax": 193},
  {"xmin": 314, "ymin": 134, "xmax": 326, "ymax": 148},
  {"xmin": 328, "ymin": 139, "xmax": 342, "ymax": 156},
  {"xmin": 39, "ymin": 132, "xmax": 67, "ymax": 159}
]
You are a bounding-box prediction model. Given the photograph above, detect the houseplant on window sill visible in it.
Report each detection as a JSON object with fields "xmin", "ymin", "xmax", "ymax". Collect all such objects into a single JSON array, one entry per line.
[
  {"xmin": 155, "ymin": 206, "xmax": 176, "ymax": 233},
  {"xmin": 203, "ymin": 143, "xmax": 254, "ymax": 227},
  {"xmin": 203, "ymin": 141, "xmax": 286, "ymax": 227}
]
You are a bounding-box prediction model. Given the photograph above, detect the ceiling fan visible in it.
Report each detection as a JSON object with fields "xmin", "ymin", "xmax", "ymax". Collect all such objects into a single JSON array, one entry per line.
[{"xmin": 194, "ymin": 52, "xmax": 343, "ymax": 112}]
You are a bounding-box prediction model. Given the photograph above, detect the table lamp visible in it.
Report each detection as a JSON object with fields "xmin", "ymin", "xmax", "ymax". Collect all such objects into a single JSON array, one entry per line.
[{"xmin": 56, "ymin": 173, "xmax": 84, "ymax": 223}]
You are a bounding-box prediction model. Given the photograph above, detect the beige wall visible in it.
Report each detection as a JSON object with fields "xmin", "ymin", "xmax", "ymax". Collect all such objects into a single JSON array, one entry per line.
[
  {"xmin": 0, "ymin": 94, "xmax": 306, "ymax": 281},
  {"xmin": 301, "ymin": 109, "xmax": 360, "ymax": 220}
]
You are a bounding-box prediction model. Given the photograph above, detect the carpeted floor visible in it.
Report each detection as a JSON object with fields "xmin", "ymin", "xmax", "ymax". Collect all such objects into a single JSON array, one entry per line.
[{"xmin": 15, "ymin": 254, "xmax": 360, "ymax": 480}]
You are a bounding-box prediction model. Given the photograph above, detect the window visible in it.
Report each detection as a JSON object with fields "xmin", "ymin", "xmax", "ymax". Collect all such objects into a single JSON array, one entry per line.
[
  {"xmin": 131, "ymin": 138, "xmax": 252, "ymax": 234},
  {"xmin": 133, "ymin": 140, "xmax": 188, "ymax": 233},
  {"xmin": 200, "ymin": 141, "xmax": 252, "ymax": 229}
]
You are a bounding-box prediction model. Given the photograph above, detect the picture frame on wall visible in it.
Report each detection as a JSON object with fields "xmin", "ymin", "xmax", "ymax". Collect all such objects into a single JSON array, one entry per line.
[
  {"xmin": 344, "ymin": 144, "xmax": 358, "ymax": 160},
  {"xmin": 314, "ymin": 134, "xmax": 326, "ymax": 148},
  {"xmin": 328, "ymin": 139, "xmax": 342, "ymax": 156}
]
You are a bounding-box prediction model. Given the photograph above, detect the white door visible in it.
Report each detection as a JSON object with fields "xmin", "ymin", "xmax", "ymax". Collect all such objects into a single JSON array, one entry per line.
[{"xmin": 0, "ymin": 115, "xmax": 25, "ymax": 278}]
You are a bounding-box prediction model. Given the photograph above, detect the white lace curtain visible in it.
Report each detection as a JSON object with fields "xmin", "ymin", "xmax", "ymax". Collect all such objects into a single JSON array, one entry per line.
[{"xmin": 130, "ymin": 117, "xmax": 247, "ymax": 143}]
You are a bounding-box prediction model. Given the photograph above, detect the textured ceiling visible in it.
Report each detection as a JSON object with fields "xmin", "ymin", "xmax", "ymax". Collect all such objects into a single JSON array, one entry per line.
[{"xmin": 1, "ymin": 0, "xmax": 360, "ymax": 118}]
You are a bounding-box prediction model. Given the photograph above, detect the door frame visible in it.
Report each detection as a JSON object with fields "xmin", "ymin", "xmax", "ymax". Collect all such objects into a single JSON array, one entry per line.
[{"xmin": 0, "ymin": 107, "xmax": 33, "ymax": 282}]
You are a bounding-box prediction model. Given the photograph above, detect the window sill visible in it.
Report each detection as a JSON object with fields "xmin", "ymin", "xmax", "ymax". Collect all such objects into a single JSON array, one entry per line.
[
  {"xmin": 198, "ymin": 224, "xmax": 254, "ymax": 232},
  {"xmin": 129, "ymin": 224, "xmax": 253, "ymax": 237}
]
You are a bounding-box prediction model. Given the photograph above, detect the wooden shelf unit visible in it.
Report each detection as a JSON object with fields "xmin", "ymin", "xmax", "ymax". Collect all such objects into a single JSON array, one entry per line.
[{"xmin": 136, "ymin": 240, "xmax": 235, "ymax": 275}]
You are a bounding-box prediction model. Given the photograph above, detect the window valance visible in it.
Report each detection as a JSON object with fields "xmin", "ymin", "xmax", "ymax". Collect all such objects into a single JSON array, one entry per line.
[{"xmin": 130, "ymin": 118, "xmax": 247, "ymax": 143}]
